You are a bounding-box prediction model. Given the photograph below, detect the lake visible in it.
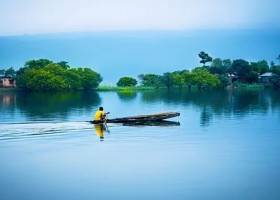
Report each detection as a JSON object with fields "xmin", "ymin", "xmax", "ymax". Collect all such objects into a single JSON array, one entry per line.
[{"xmin": 0, "ymin": 88, "xmax": 280, "ymax": 200}]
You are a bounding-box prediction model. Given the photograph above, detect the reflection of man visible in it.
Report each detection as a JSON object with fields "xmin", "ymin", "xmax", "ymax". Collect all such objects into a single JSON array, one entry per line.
[{"xmin": 94, "ymin": 124, "xmax": 106, "ymax": 141}]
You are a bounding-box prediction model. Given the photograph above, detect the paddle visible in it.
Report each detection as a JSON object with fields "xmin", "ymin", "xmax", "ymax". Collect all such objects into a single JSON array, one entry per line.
[
  {"xmin": 103, "ymin": 113, "xmax": 110, "ymax": 133},
  {"xmin": 103, "ymin": 113, "xmax": 109, "ymax": 124}
]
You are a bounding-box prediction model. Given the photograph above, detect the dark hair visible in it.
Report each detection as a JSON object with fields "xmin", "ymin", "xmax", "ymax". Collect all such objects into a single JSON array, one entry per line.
[{"xmin": 99, "ymin": 107, "xmax": 103, "ymax": 111}]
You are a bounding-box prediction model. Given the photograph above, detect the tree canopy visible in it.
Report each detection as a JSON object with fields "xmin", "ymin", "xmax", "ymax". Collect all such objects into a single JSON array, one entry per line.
[
  {"xmin": 16, "ymin": 59, "xmax": 102, "ymax": 91},
  {"xmin": 137, "ymin": 68, "xmax": 221, "ymax": 90},
  {"xmin": 1, "ymin": 53, "xmax": 280, "ymax": 90},
  {"xmin": 117, "ymin": 77, "xmax": 137, "ymax": 87},
  {"xmin": 136, "ymin": 53, "xmax": 280, "ymax": 89},
  {"xmin": 138, "ymin": 74, "xmax": 162, "ymax": 88},
  {"xmin": 0, "ymin": 67, "xmax": 16, "ymax": 77},
  {"xmin": 198, "ymin": 51, "xmax": 213, "ymax": 66}
]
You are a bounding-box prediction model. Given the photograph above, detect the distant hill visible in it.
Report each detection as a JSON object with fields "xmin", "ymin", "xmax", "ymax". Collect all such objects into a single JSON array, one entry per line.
[{"xmin": 0, "ymin": 29, "xmax": 279, "ymax": 84}]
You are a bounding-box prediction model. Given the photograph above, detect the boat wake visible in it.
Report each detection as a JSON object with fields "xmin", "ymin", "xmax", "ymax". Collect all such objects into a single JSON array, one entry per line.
[{"xmin": 0, "ymin": 121, "xmax": 93, "ymax": 141}]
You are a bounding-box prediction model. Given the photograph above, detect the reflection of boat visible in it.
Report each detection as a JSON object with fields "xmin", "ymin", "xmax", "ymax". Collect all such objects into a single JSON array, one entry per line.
[{"xmin": 89, "ymin": 112, "xmax": 180, "ymax": 124}]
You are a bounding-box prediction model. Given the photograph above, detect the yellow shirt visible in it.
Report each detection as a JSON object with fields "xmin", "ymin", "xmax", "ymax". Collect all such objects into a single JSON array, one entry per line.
[{"xmin": 94, "ymin": 110, "xmax": 105, "ymax": 121}]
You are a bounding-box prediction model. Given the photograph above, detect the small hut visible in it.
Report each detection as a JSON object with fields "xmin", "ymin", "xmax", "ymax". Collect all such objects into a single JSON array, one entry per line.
[
  {"xmin": 259, "ymin": 73, "xmax": 277, "ymax": 83},
  {"xmin": 0, "ymin": 76, "xmax": 16, "ymax": 87}
]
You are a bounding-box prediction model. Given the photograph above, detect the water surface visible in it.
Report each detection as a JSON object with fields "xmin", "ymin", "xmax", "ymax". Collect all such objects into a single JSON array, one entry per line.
[{"xmin": 0, "ymin": 89, "xmax": 280, "ymax": 200}]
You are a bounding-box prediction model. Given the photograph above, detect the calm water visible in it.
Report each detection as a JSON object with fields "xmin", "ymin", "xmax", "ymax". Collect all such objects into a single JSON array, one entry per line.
[{"xmin": 0, "ymin": 89, "xmax": 280, "ymax": 200}]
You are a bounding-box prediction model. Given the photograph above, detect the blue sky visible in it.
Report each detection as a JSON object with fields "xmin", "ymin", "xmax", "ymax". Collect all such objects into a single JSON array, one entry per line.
[{"xmin": 1, "ymin": 0, "xmax": 280, "ymax": 35}]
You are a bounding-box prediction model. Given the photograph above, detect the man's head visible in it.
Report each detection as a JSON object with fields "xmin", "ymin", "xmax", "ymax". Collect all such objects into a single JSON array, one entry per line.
[{"xmin": 99, "ymin": 107, "xmax": 103, "ymax": 111}]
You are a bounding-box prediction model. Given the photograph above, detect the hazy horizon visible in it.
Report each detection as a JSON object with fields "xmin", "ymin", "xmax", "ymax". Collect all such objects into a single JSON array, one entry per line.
[{"xmin": 1, "ymin": 29, "xmax": 280, "ymax": 84}]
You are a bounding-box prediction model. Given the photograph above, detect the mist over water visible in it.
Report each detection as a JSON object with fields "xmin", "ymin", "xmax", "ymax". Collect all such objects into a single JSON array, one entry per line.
[{"xmin": 1, "ymin": 29, "xmax": 280, "ymax": 84}]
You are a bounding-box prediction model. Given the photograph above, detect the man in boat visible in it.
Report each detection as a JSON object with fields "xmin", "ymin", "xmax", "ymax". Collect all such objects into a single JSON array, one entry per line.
[{"xmin": 93, "ymin": 107, "xmax": 110, "ymax": 123}]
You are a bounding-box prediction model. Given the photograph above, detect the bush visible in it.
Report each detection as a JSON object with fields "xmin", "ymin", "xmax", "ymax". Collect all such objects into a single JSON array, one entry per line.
[{"xmin": 116, "ymin": 77, "xmax": 137, "ymax": 87}]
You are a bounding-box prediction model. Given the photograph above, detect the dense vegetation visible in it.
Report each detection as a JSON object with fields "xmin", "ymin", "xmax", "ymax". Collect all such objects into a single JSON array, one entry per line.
[
  {"xmin": 134, "ymin": 53, "xmax": 280, "ymax": 89},
  {"xmin": 9, "ymin": 59, "xmax": 102, "ymax": 90},
  {"xmin": 1, "ymin": 53, "xmax": 280, "ymax": 90},
  {"xmin": 137, "ymin": 68, "xmax": 221, "ymax": 90}
]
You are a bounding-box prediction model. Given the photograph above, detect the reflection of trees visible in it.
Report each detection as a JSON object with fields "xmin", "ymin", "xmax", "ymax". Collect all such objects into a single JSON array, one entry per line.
[
  {"xmin": 231, "ymin": 90, "xmax": 270, "ymax": 116},
  {"xmin": 269, "ymin": 89, "xmax": 280, "ymax": 111},
  {"xmin": 140, "ymin": 88, "xmax": 279, "ymax": 126},
  {"xmin": 117, "ymin": 91, "xmax": 137, "ymax": 102},
  {"xmin": 2, "ymin": 89, "xmax": 279, "ymax": 124},
  {"xmin": 15, "ymin": 91, "xmax": 101, "ymax": 119},
  {"xmin": 200, "ymin": 106, "xmax": 213, "ymax": 126}
]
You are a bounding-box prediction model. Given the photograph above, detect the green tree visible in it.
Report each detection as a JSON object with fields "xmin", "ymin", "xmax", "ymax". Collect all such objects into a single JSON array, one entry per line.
[
  {"xmin": 192, "ymin": 68, "xmax": 220, "ymax": 90},
  {"xmin": 217, "ymin": 75, "xmax": 230, "ymax": 88},
  {"xmin": 5, "ymin": 67, "xmax": 16, "ymax": 77},
  {"xmin": 117, "ymin": 77, "xmax": 137, "ymax": 87},
  {"xmin": 208, "ymin": 58, "xmax": 227, "ymax": 75},
  {"xmin": 16, "ymin": 59, "xmax": 102, "ymax": 90},
  {"xmin": 138, "ymin": 74, "xmax": 162, "ymax": 88},
  {"xmin": 24, "ymin": 68, "xmax": 67, "ymax": 90},
  {"xmin": 246, "ymin": 71, "xmax": 259, "ymax": 83},
  {"xmin": 0, "ymin": 67, "xmax": 16, "ymax": 77},
  {"xmin": 162, "ymin": 72, "xmax": 173, "ymax": 89},
  {"xmin": 76, "ymin": 68, "xmax": 103, "ymax": 90},
  {"xmin": 16, "ymin": 63, "xmax": 66, "ymax": 90},
  {"xmin": 0, "ymin": 69, "xmax": 5, "ymax": 76},
  {"xmin": 57, "ymin": 61, "xmax": 70, "ymax": 69},
  {"xmin": 64, "ymin": 69, "xmax": 82, "ymax": 90},
  {"xmin": 251, "ymin": 60, "xmax": 269, "ymax": 75},
  {"xmin": 24, "ymin": 59, "xmax": 53, "ymax": 69},
  {"xmin": 232, "ymin": 59, "xmax": 250, "ymax": 82},
  {"xmin": 198, "ymin": 51, "xmax": 212, "ymax": 66},
  {"xmin": 182, "ymin": 70, "xmax": 194, "ymax": 90},
  {"xmin": 270, "ymin": 65, "xmax": 280, "ymax": 76},
  {"xmin": 258, "ymin": 60, "xmax": 269, "ymax": 74},
  {"xmin": 172, "ymin": 72, "xmax": 185, "ymax": 88},
  {"xmin": 222, "ymin": 59, "xmax": 232, "ymax": 73}
]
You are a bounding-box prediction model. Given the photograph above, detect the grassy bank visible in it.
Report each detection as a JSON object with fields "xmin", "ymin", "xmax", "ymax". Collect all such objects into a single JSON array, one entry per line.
[
  {"xmin": 96, "ymin": 85, "xmax": 155, "ymax": 91},
  {"xmin": 235, "ymin": 83, "xmax": 265, "ymax": 89},
  {"xmin": 1, "ymin": 84, "xmax": 269, "ymax": 92}
]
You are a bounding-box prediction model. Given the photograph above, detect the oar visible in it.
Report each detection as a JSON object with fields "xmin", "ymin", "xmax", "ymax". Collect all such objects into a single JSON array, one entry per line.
[
  {"xmin": 103, "ymin": 113, "xmax": 108, "ymax": 125},
  {"xmin": 103, "ymin": 113, "xmax": 110, "ymax": 133}
]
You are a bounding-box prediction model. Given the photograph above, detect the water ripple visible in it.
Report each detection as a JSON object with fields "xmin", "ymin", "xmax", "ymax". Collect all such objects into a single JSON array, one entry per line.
[{"xmin": 0, "ymin": 121, "xmax": 93, "ymax": 141}]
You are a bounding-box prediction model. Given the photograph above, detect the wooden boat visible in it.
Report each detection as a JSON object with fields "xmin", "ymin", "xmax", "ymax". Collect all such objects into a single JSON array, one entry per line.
[
  {"xmin": 89, "ymin": 112, "xmax": 180, "ymax": 124},
  {"xmin": 122, "ymin": 120, "xmax": 180, "ymax": 127}
]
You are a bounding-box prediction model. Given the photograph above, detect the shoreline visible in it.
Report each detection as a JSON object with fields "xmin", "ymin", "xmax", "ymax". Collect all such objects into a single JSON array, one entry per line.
[
  {"xmin": 0, "ymin": 87, "xmax": 22, "ymax": 91},
  {"xmin": 0, "ymin": 83, "xmax": 270, "ymax": 92}
]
